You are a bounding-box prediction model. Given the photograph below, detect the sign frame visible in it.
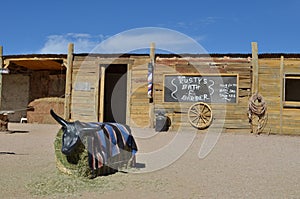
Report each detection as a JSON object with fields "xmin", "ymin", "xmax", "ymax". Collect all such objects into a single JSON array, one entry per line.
[{"xmin": 163, "ymin": 73, "xmax": 239, "ymax": 104}]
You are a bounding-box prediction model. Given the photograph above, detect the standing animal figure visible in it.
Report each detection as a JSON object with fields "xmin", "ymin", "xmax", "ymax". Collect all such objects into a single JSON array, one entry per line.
[{"xmin": 50, "ymin": 109, "xmax": 137, "ymax": 177}]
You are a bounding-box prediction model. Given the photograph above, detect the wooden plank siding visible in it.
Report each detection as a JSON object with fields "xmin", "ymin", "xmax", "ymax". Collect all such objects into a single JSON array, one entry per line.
[
  {"xmin": 68, "ymin": 54, "xmax": 300, "ymax": 135},
  {"xmin": 71, "ymin": 56, "xmax": 133, "ymax": 122},
  {"xmin": 71, "ymin": 58, "xmax": 99, "ymax": 121},
  {"xmin": 154, "ymin": 57, "xmax": 252, "ymax": 132},
  {"xmin": 258, "ymin": 58, "xmax": 300, "ymax": 135},
  {"xmin": 128, "ymin": 56, "xmax": 151, "ymax": 127},
  {"xmin": 70, "ymin": 55, "xmax": 151, "ymax": 126}
]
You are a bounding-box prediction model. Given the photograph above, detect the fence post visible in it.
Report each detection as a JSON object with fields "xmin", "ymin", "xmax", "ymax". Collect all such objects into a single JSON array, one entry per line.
[
  {"xmin": 251, "ymin": 42, "xmax": 259, "ymax": 94},
  {"xmin": 64, "ymin": 43, "xmax": 74, "ymax": 120}
]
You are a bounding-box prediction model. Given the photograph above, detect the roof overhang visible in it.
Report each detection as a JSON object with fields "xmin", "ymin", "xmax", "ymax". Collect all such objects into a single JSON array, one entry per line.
[{"xmin": 3, "ymin": 54, "xmax": 67, "ymax": 71}]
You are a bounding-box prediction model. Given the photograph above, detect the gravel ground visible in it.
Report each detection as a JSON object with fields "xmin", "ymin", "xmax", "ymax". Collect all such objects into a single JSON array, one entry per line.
[{"xmin": 0, "ymin": 123, "xmax": 299, "ymax": 199}]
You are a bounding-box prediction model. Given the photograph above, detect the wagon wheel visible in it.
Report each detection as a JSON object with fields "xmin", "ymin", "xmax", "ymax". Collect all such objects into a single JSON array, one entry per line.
[{"xmin": 188, "ymin": 102, "xmax": 213, "ymax": 129}]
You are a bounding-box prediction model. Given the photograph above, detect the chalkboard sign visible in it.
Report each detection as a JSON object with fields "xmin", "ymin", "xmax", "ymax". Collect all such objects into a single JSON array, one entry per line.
[{"xmin": 164, "ymin": 74, "xmax": 238, "ymax": 103}]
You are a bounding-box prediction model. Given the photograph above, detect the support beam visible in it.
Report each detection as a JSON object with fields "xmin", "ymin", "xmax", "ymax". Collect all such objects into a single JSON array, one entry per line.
[
  {"xmin": 0, "ymin": 46, "xmax": 2, "ymax": 68},
  {"xmin": 126, "ymin": 63, "xmax": 132, "ymax": 125},
  {"xmin": 99, "ymin": 65, "xmax": 106, "ymax": 122},
  {"xmin": 64, "ymin": 43, "xmax": 74, "ymax": 120},
  {"xmin": 279, "ymin": 56, "xmax": 284, "ymax": 134},
  {"xmin": 251, "ymin": 42, "xmax": 259, "ymax": 94},
  {"xmin": 150, "ymin": 42, "xmax": 155, "ymax": 62}
]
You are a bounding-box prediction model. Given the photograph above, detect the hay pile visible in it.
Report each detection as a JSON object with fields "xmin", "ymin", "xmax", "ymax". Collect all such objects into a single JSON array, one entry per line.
[
  {"xmin": 27, "ymin": 97, "xmax": 64, "ymax": 124},
  {"xmin": 54, "ymin": 129, "xmax": 91, "ymax": 177}
]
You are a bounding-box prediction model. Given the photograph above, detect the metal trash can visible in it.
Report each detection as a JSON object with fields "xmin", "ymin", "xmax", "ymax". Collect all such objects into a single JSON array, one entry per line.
[{"xmin": 155, "ymin": 111, "xmax": 170, "ymax": 132}]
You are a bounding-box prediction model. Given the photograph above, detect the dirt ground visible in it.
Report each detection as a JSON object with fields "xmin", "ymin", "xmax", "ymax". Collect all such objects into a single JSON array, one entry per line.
[{"xmin": 0, "ymin": 123, "xmax": 299, "ymax": 199}]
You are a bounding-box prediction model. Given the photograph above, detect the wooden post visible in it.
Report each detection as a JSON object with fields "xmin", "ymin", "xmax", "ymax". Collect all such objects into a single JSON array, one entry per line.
[
  {"xmin": 126, "ymin": 63, "xmax": 132, "ymax": 125},
  {"xmin": 251, "ymin": 42, "xmax": 259, "ymax": 94},
  {"xmin": 0, "ymin": 46, "xmax": 3, "ymax": 109},
  {"xmin": 0, "ymin": 48, "xmax": 7, "ymax": 130},
  {"xmin": 99, "ymin": 65, "xmax": 106, "ymax": 122},
  {"xmin": 279, "ymin": 56, "xmax": 284, "ymax": 134},
  {"xmin": 149, "ymin": 42, "xmax": 155, "ymax": 128},
  {"xmin": 64, "ymin": 43, "xmax": 74, "ymax": 120},
  {"xmin": 0, "ymin": 46, "xmax": 2, "ymax": 67}
]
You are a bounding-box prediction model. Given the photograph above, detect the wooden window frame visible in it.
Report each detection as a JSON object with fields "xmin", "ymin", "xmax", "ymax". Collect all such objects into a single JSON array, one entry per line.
[{"xmin": 283, "ymin": 73, "xmax": 300, "ymax": 108}]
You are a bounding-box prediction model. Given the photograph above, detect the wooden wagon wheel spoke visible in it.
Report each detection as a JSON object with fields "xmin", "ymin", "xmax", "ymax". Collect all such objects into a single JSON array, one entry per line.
[
  {"xmin": 191, "ymin": 116, "xmax": 200, "ymax": 123},
  {"xmin": 196, "ymin": 118, "xmax": 202, "ymax": 126},
  {"xmin": 203, "ymin": 111, "xmax": 212, "ymax": 118},
  {"xmin": 193, "ymin": 106, "xmax": 201, "ymax": 115},
  {"xmin": 188, "ymin": 102, "xmax": 213, "ymax": 129},
  {"xmin": 201, "ymin": 113, "xmax": 211, "ymax": 123},
  {"xmin": 205, "ymin": 112, "xmax": 212, "ymax": 117},
  {"xmin": 190, "ymin": 109, "xmax": 200, "ymax": 115},
  {"xmin": 203, "ymin": 107, "xmax": 210, "ymax": 115},
  {"xmin": 199, "ymin": 104, "xmax": 205, "ymax": 114},
  {"xmin": 203, "ymin": 114, "xmax": 211, "ymax": 120},
  {"xmin": 199, "ymin": 116, "xmax": 207, "ymax": 124},
  {"xmin": 202, "ymin": 115, "xmax": 210, "ymax": 123}
]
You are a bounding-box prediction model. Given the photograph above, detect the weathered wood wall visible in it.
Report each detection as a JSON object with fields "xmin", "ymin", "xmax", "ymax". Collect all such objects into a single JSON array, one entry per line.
[
  {"xmin": 128, "ymin": 55, "xmax": 151, "ymax": 127},
  {"xmin": 281, "ymin": 58, "xmax": 300, "ymax": 135},
  {"xmin": 259, "ymin": 58, "xmax": 300, "ymax": 135},
  {"xmin": 154, "ymin": 56, "xmax": 252, "ymax": 132},
  {"xmin": 70, "ymin": 55, "xmax": 253, "ymax": 132},
  {"xmin": 71, "ymin": 56, "xmax": 101, "ymax": 121},
  {"xmin": 70, "ymin": 54, "xmax": 300, "ymax": 135},
  {"xmin": 70, "ymin": 54, "xmax": 152, "ymax": 126}
]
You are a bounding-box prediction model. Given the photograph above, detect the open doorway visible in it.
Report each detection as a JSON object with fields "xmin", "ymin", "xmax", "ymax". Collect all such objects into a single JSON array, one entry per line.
[{"xmin": 103, "ymin": 64, "xmax": 127, "ymax": 123}]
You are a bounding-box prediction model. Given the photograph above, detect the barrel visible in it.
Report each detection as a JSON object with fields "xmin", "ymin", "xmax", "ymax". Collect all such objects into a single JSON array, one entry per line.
[{"xmin": 155, "ymin": 111, "xmax": 170, "ymax": 132}]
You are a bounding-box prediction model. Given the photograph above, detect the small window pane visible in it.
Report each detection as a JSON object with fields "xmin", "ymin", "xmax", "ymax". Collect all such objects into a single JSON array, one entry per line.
[{"xmin": 285, "ymin": 78, "xmax": 300, "ymax": 101}]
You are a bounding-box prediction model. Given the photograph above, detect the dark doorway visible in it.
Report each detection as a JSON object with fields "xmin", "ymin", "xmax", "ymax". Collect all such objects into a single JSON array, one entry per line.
[{"xmin": 103, "ymin": 64, "xmax": 127, "ymax": 123}]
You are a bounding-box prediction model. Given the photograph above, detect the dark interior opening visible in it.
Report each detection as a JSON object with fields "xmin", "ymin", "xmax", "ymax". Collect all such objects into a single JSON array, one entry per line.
[{"xmin": 103, "ymin": 64, "xmax": 127, "ymax": 123}]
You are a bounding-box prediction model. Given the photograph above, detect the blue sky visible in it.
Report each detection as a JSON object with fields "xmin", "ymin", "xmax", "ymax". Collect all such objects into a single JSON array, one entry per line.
[{"xmin": 1, "ymin": 0, "xmax": 300, "ymax": 55}]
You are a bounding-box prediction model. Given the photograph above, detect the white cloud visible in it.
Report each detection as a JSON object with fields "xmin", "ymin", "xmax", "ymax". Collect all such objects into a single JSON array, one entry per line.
[
  {"xmin": 38, "ymin": 27, "xmax": 208, "ymax": 54},
  {"xmin": 93, "ymin": 27, "xmax": 208, "ymax": 54},
  {"xmin": 38, "ymin": 33, "xmax": 106, "ymax": 54}
]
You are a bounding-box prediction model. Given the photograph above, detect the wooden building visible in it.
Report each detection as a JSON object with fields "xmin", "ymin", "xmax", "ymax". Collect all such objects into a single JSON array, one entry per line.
[
  {"xmin": 0, "ymin": 48, "xmax": 67, "ymax": 123},
  {"xmin": 1, "ymin": 43, "xmax": 300, "ymax": 135}
]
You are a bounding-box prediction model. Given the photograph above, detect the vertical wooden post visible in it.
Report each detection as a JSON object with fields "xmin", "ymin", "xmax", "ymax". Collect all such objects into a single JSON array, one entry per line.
[
  {"xmin": 0, "ymin": 46, "xmax": 3, "ymax": 109},
  {"xmin": 64, "ymin": 43, "xmax": 74, "ymax": 120},
  {"xmin": 0, "ymin": 46, "xmax": 3, "ymax": 67},
  {"xmin": 251, "ymin": 42, "xmax": 259, "ymax": 94},
  {"xmin": 279, "ymin": 56, "xmax": 284, "ymax": 134},
  {"xmin": 99, "ymin": 65, "xmax": 106, "ymax": 122},
  {"xmin": 149, "ymin": 42, "xmax": 155, "ymax": 128},
  {"xmin": 126, "ymin": 63, "xmax": 132, "ymax": 125}
]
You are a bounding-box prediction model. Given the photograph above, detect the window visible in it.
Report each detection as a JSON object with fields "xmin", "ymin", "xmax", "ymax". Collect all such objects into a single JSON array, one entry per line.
[{"xmin": 284, "ymin": 74, "xmax": 300, "ymax": 107}]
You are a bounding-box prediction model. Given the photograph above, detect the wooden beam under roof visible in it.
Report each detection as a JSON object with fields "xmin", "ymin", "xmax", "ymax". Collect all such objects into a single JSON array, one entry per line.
[{"xmin": 4, "ymin": 58, "xmax": 65, "ymax": 70}]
